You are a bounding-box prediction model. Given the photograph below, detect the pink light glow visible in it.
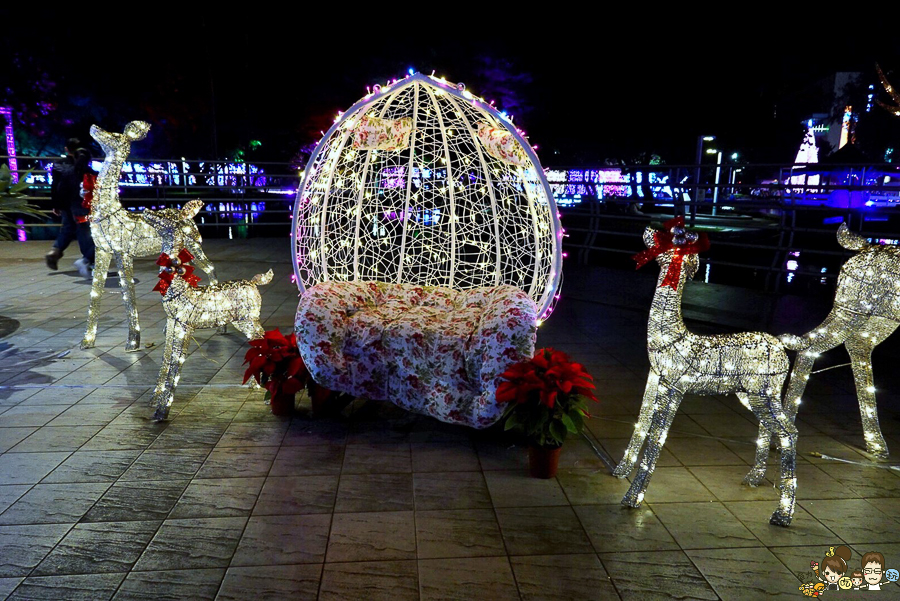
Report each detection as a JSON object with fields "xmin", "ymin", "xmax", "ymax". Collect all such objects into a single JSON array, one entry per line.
[
  {"xmin": 15, "ymin": 219, "xmax": 25, "ymax": 242},
  {"xmin": 0, "ymin": 107, "xmax": 18, "ymax": 184}
]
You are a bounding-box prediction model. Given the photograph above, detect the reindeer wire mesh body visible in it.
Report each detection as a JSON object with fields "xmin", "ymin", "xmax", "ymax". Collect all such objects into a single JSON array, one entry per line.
[
  {"xmin": 81, "ymin": 121, "xmax": 218, "ymax": 352},
  {"xmin": 781, "ymin": 224, "xmax": 900, "ymax": 459},
  {"xmin": 613, "ymin": 223, "xmax": 798, "ymax": 526}
]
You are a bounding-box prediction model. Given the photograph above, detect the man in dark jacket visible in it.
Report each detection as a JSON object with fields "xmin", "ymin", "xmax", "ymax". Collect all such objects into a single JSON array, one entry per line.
[{"xmin": 46, "ymin": 139, "xmax": 95, "ymax": 277}]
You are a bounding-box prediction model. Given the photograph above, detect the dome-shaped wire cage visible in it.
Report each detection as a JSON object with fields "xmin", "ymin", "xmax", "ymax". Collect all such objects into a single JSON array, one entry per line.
[{"xmin": 292, "ymin": 73, "xmax": 562, "ymax": 318}]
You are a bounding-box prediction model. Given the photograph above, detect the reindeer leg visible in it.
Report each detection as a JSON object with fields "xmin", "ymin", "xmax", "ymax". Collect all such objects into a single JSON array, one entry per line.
[
  {"xmin": 782, "ymin": 352, "xmax": 816, "ymax": 425},
  {"xmin": 740, "ymin": 392, "xmax": 771, "ymax": 486},
  {"xmin": 187, "ymin": 241, "xmax": 226, "ymax": 334},
  {"xmin": 847, "ymin": 324, "xmax": 896, "ymax": 459},
  {"xmin": 747, "ymin": 393, "xmax": 798, "ymax": 526},
  {"xmin": 80, "ymin": 250, "xmax": 113, "ymax": 349},
  {"xmin": 622, "ymin": 381, "xmax": 682, "ymax": 508},
  {"xmin": 151, "ymin": 321, "xmax": 192, "ymax": 421},
  {"xmin": 613, "ymin": 370, "xmax": 661, "ymax": 477},
  {"xmin": 112, "ymin": 253, "xmax": 141, "ymax": 352}
]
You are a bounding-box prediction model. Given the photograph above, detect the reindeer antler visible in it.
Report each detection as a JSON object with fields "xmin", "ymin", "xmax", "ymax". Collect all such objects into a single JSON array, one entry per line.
[{"xmin": 876, "ymin": 63, "xmax": 900, "ymax": 117}]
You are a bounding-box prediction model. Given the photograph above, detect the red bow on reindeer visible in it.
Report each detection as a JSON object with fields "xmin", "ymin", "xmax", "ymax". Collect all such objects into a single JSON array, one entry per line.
[
  {"xmin": 154, "ymin": 248, "xmax": 201, "ymax": 295},
  {"xmin": 632, "ymin": 216, "xmax": 710, "ymax": 291}
]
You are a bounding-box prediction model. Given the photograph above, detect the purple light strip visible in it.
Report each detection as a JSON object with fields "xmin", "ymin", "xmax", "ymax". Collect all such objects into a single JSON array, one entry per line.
[{"xmin": 0, "ymin": 107, "xmax": 17, "ymax": 183}]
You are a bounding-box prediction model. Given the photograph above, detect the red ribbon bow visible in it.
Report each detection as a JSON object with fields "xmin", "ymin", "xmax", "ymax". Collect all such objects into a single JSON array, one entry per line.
[
  {"xmin": 632, "ymin": 216, "xmax": 710, "ymax": 290},
  {"xmin": 154, "ymin": 248, "xmax": 201, "ymax": 295}
]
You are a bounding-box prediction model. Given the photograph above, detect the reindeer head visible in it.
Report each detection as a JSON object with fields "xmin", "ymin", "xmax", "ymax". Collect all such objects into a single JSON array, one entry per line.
[
  {"xmin": 142, "ymin": 200, "xmax": 204, "ymax": 255},
  {"xmin": 635, "ymin": 217, "xmax": 709, "ymax": 290},
  {"xmin": 90, "ymin": 121, "xmax": 151, "ymax": 154}
]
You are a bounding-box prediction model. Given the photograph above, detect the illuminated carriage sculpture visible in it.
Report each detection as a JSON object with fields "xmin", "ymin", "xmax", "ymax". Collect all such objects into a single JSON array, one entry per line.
[{"xmin": 292, "ymin": 73, "xmax": 562, "ymax": 427}]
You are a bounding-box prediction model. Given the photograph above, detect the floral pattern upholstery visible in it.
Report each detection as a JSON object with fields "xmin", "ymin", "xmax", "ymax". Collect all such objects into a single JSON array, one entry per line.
[
  {"xmin": 295, "ymin": 281, "xmax": 538, "ymax": 428},
  {"xmin": 477, "ymin": 123, "xmax": 528, "ymax": 166},
  {"xmin": 352, "ymin": 116, "xmax": 412, "ymax": 151}
]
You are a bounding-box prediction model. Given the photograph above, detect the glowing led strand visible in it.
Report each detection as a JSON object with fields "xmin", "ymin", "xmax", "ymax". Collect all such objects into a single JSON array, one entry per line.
[
  {"xmin": 781, "ymin": 223, "xmax": 899, "ymax": 459},
  {"xmin": 142, "ymin": 210, "xmax": 271, "ymax": 421},
  {"xmin": 80, "ymin": 122, "xmax": 218, "ymax": 352},
  {"xmin": 614, "ymin": 222, "xmax": 798, "ymax": 526}
]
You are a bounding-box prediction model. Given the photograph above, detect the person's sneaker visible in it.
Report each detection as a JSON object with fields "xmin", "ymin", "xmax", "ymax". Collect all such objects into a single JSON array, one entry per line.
[
  {"xmin": 74, "ymin": 258, "xmax": 92, "ymax": 279},
  {"xmin": 45, "ymin": 248, "xmax": 62, "ymax": 271}
]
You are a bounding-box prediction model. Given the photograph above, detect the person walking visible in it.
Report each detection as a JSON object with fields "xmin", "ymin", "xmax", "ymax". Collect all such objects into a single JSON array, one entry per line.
[{"xmin": 45, "ymin": 139, "xmax": 96, "ymax": 277}]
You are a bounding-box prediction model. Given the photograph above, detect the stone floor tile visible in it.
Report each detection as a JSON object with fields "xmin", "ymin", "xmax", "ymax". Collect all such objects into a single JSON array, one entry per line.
[
  {"xmin": 664, "ymin": 436, "xmax": 748, "ymax": 466},
  {"xmin": 319, "ymin": 560, "xmax": 416, "ymax": 601},
  {"xmin": 10, "ymin": 425, "xmax": 103, "ymax": 452},
  {"xmin": 118, "ymin": 448, "xmax": 211, "ymax": 482},
  {"xmin": 80, "ymin": 424, "xmax": 166, "ymax": 452},
  {"xmin": 0, "ymin": 523, "xmax": 74, "ymax": 577},
  {"xmin": 474, "ymin": 441, "xmax": 529, "ymax": 471},
  {"xmin": 42, "ymin": 450, "xmax": 141, "ymax": 484},
  {"xmin": 690, "ymin": 413, "xmax": 762, "ymax": 437},
  {"xmin": 413, "ymin": 472, "xmax": 492, "ymax": 511},
  {"xmin": 686, "ymin": 546, "xmax": 804, "ymax": 600},
  {"xmin": 555, "ymin": 436, "xmax": 609, "ymax": 469},
  {"xmin": 599, "ymin": 438, "xmax": 680, "ymax": 468},
  {"xmin": 133, "ymin": 516, "xmax": 247, "ymax": 571},
  {"xmin": 332, "ymin": 472, "xmax": 414, "ymax": 513},
  {"xmin": 794, "ymin": 463, "xmax": 862, "ymax": 500},
  {"xmin": 800, "ymin": 499, "xmax": 900, "ymax": 543},
  {"xmin": 484, "ymin": 470, "xmax": 568, "ymax": 507},
  {"xmin": 148, "ymin": 422, "xmax": 228, "ymax": 449},
  {"xmin": 341, "ymin": 443, "xmax": 411, "ymax": 474},
  {"xmin": 216, "ymin": 422, "xmax": 289, "ymax": 448},
  {"xmin": 32, "ymin": 521, "xmax": 160, "ymax": 575},
  {"xmin": 651, "ymin": 502, "xmax": 761, "ymax": 549},
  {"xmin": 0, "ymin": 427, "xmax": 37, "ymax": 453},
  {"xmin": 767, "ymin": 545, "xmax": 838, "ymax": 584},
  {"xmin": 599, "ymin": 550, "xmax": 719, "ymax": 601},
  {"xmin": 639, "ymin": 466, "xmax": 717, "ymax": 503},
  {"xmin": 326, "ymin": 511, "xmax": 416, "ymax": 562},
  {"xmin": 46, "ymin": 404, "xmax": 127, "ymax": 427},
  {"xmin": 687, "ymin": 465, "xmax": 778, "ymax": 502},
  {"xmin": 556, "ymin": 468, "xmax": 633, "ymax": 505},
  {"xmin": 7, "ymin": 572, "xmax": 125, "ymax": 601},
  {"xmin": 495, "ymin": 506, "xmax": 593, "ymax": 556},
  {"xmin": 575, "ymin": 504, "xmax": 679, "ymax": 553},
  {"xmin": 217, "ymin": 564, "xmax": 322, "ymax": 601},
  {"xmin": 0, "ymin": 405, "xmax": 70, "ymax": 427},
  {"xmin": 231, "ymin": 514, "xmax": 331, "ymax": 566},
  {"xmin": 194, "ymin": 446, "xmax": 277, "ymax": 479},
  {"xmin": 418, "ymin": 556, "xmax": 519, "ymax": 601},
  {"xmin": 169, "ymin": 477, "xmax": 264, "ymax": 518},
  {"xmin": 410, "ymin": 442, "xmax": 480, "ymax": 472},
  {"xmin": 511, "ymin": 554, "xmax": 620, "ymax": 601},
  {"xmin": 111, "ymin": 568, "xmax": 225, "ymax": 601},
  {"xmin": 0, "ymin": 452, "xmax": 71, "ymax": 485},
  {"xmin": 724, "ymin": 501, "xmax": 840, "ymax": 547},
  {"xmin": 0, "ymin": 482, "xmax": 111, "ymax": 525},
  {"xmin": 268, "ymin": 444, "xmax": 344, "ymax": 477},
  {"xmin": 0, "ymin": 578, "xmax": 23, "ymax": 599},
  {"xmin": 281, "ymin": 420, "xmax": 348, "ymax": 446},
  {"xmin": 415, "ymin": 509, "xmax": 505, "ymax": 559},
  {"xmin": 82, "ymin": 480, "xmax": 189, "ymax": 522},
  {"xmin": 252, "ymin": 475, "xmax": 338, "ymax": 515},
  {"xmin": 824, "ymin": 462, "xmax": 900, "ymax": 498}
]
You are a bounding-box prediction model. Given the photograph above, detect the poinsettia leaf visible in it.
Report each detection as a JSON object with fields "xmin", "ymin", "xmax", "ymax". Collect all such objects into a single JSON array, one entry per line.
[
  {"xmin": 561, "ymin": 413, "xmax": 577, "ymax": 434},
  {"xmin": 569, "ymin": 410, "xmax": 583, "ymax": 432},
  {"xmin": 549, "ymin": 420, "xmax": 567, "ymax": 445}
]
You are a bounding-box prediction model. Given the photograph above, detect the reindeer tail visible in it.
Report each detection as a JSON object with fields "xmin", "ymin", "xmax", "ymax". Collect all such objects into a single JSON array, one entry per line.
[
  {"xmin": 836, "ymin": 223, "xmax": 868, "ymax": 251},
  {"xmin": 181, "ymin": 199, "xmax": 204, "ymax": 219},
  {"xmin": 251, "ymin": 269, "xmax": 274, "ymax": 286}
]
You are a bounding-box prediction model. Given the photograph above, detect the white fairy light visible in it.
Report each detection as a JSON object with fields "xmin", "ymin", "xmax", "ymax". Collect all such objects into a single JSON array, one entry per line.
[{"xmin": 781, "ymin": 223, "xmax": 899, "ymax": 459}]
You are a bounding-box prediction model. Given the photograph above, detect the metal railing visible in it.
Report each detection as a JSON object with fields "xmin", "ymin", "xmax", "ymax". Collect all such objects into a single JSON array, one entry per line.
[{"xmin": 5, "ymin": 156, "xmax": 899, "ymax": 295}]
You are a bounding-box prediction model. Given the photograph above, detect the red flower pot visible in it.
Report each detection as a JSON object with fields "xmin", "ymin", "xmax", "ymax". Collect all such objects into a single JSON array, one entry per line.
[
  {"xmin": 269, "ymin": 390, "xmax": 295, "ymax": 416},
  {"xmin": 528, "ymin": 445, "xmax": 562, "ymax": 479}
]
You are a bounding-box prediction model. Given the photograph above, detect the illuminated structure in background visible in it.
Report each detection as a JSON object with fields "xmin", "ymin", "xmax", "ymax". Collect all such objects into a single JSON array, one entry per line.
[
  {"xmin": 839, "ymin": 106, "xmax": 854, "ymax": 149},
  {"xmin": 614, "ymin": 219, "xmax": 798, "ymax": 526},
  {"xmin": 0, "ymin": 107, "xmax": 18, "ymax": 184},
  {"xmin": 782, "ymin": 224, "xmax": 900, "ymax": 459},
  {"xmin": 292, "ymin": 72, "xmax": 562, "ymax": 321},
  {"xmin": 81, "ymin": 122, "xmax": 219, "ymax": 352},
  {"xmin": 790, "ymin": 126, "xmax": 820, "ymax": 190},
  {"xmin": 876, "ymin": 63, "xmax": 900, "ymax": 117}
]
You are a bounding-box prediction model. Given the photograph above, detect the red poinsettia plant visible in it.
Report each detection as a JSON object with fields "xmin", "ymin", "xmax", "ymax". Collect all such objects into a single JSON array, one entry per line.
[
  {"xmin": 243, "ymin": 329, "xmax": 310, "ymax": 402},
  {"xmin": 497, "ymin": 348, "xmax": 597, "ymax": 448}
]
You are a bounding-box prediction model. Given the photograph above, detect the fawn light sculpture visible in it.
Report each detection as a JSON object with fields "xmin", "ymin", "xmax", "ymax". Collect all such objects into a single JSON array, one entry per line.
[
  {"xmin": 613, "ymin": 217, "xmax": 799, "ymax": 526},
  {"xmin": 781, "ymin": 224, "xmax": 899, "ymax": 459},
  {"xmin": 142, "ymin": 209, "xmax": 272, "ymax": 421},
  {"xmin": 81, "ymin": 121, "xmax": 218, "ymax": 352}
]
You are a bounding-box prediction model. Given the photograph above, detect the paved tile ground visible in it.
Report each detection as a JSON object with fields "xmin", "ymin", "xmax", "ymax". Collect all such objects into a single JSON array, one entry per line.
[{"xmin": 1, "ymin": 239, "xmax": 899, "ymax": 600}]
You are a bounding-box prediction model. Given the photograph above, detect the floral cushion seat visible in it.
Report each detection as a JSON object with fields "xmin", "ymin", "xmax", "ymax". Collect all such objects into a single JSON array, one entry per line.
[{"xmin": 295, "ymin": 281, "xmax": 538, "ymax": 428}]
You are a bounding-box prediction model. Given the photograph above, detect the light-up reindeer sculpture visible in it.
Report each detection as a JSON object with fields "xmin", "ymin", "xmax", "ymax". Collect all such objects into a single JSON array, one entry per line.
[
  {"xmin": 142, "ymin": 209, "xmax": 272, "ymax": 420},
  {"xmin": 81, "ymin": 121, "xmax": 219, "ymax": 352},
  {"xmin": 781, "ymin": 224, "xmax": 900, "ymax": 459},
  {"xmin": 613, "ymin": 218, "xmax": 799, "ymax": 526}
]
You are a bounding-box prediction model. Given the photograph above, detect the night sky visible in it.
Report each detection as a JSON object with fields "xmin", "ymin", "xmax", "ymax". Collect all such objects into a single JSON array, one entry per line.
[{"xmin": 3, "ymin": 10, "xmax": 899, "ymax": 165}]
